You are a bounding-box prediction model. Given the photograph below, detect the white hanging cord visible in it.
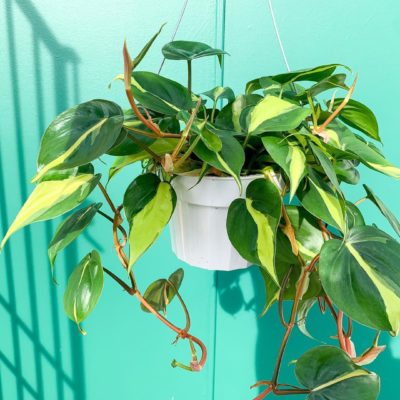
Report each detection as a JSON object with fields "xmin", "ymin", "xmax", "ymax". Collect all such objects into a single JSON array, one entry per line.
[
  {"xmin": 158, "ymin": 0, "xmax": 189, "ymax": 73},
  {"xmin": 268, "ymin": 0, "xmax": 291, "ymax": 72}
]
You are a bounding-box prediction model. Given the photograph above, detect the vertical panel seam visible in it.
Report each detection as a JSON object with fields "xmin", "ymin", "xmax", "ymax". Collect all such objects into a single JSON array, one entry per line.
[{"xmin": 212, "ymin": 2, "xmax": 226, "ymax": 399}]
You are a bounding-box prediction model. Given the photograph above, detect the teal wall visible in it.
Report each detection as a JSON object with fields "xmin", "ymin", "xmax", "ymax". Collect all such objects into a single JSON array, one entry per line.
[{"xmin": 0, "ymin": 1, "xmax": 399, "ymax": 399}]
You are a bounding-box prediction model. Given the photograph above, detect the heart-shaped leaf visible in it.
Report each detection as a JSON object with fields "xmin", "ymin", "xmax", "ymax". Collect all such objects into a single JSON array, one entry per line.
[
  {"xmin": 48, "ymin": 202, "xmax": 102, "ymax": 271},
  {"xmin": 262, "ymin": 134, "xmax": 307, "ymax": 200},
  {"xmin": 332, "ymin": 98, "xmax": 380, "ymax": 141},
  {"xmin": 123, "ymin": 173, "xmax": 176, "ymax": 270},
  {"xmin": 162, "ymin": 40, "xmax": 227, "ymax": 64},
  {"xmin": 140, "ymin": 268, "xmax": 184, "ymax": 313},
  {"xmin": 33, "ymin": 100, "xmax": 123, "ymax": 182},
  {"xmin": 227, "ymin": 178, "xmax": 282, "ymax": 283},
  {"xmin": 1, "ymin": 174, "xmax": 100, "ymax": 250},
  {"xmin": 298, "ymin": 169, "xmax": 346, "ymax": 232},
  {"xmin": 64, "ymin": 250, "xmax": 104, "ymax": 335},
  {"xmin": 320, "ymin": 225, "xmax": 400, "ymax": 334},
  {"xmin": 193, "ymin": 131, "xmax": 244, "ymax": 190},
  {"xmin": 248, "ymin": 95, "xmax": 310, "ymax": 135},
  {"xmin": 202, "ymin": 86, "xmax": 235, "ymax": 103},
  {"xmin": 131, "ymin": 71, "xmax": 195, "ymax": 115},
  {"xmin": 295, "ymin": 346, "xmax": 379, "ymax": 400}
]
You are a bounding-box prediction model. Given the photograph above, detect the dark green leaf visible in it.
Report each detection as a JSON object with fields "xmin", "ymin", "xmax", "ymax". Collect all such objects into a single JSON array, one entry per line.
[
  {"xmin": 64, "ymin": 250, "xmax": 104, "ymax": 335},
  {"xmin": 345, "ymin": 201, "xmax": 365, "ymax": 230},
  {"xmin": 48, "ymin": 203, "xmax": 102, "ymax": 270},
  {"xmin": 334, "ymin": 160, "xmax": 360, "ymax": 185},
  {"xmin": 162, "ymin": 40, "xmax": 227, "ymax": 64},
  {"xmin": 141, "ymin": 268, "xmax": 184, "ymax": 313},
  {"xmin": 193, "ymin": 131, "xmax": 244, "ymax": 189},
  {"xmin": 295, "ymin": 346, "xmax": 379, "ymax": 400},
  {"xmin": 227, "ymin": 178, "xmax": 282, "ymax": 283},
  {"xmin": 298, "ymin": 73, "xmax": 349, "ymax": 99},
  {"xmin": 309, "ymin": 142, "xmax": 341, "ymax": 193},
  {"xmin": 332, "ymin": 98, "xmax": 380, "ymax": 141},
  {"xmin": 363, "ymin": 184, "xmax": 400, "ymax": 237},
  {"xmin": 131, "ymin": 71, "xmax": 195, "ymax": 115},
  {"xmin": 132, "ymin": 24, "xmax": 165, "ymax": 68},
  {"xmin": 34, "ymin": 100, "xmax": 124, "ymax": 182},
  {"xmin": 319, "ymin": 225, "xmax": 400, "ymax": 333},
  {"xmin": 298, "ymin": 169, "xmax": 346, "ymax": 232}
]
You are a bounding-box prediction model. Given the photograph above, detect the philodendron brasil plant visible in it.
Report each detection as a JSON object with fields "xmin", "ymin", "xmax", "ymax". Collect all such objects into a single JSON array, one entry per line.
[{"xmin": 2, "ymin": 26, "xmax": 400, "ymax": 399}]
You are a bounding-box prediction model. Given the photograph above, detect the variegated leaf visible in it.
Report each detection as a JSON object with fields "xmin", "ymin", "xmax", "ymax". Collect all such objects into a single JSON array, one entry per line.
[
  {"xmin": 320, "ymin": 225, "xmax": 400, "ymax": 334},
  {"xmin": 123, "ymin": 173, "xmax": 176, "ymax": 270},
  {"xmin": 262, "ymin": 134, "xmax": 307, "ymax": 200},
  {"xmin": 1, "ymin": 174, "xmax": 100, "ymax": 250},
  {"xmin": 227, "ymin": 178, "xmax": 282, "ymax": 284},
  {"xmin": 295, "ymin": 346, "xmax": 379, "ymax": 400},
  {"xmin": 64, "ymin": 250, "xmax": 104, "ymax": 334},
  {"xmin": 248, "ymin": 95, "xmax": 310, "ymax": 135},
  {"xmin": 298, "ymin": 169, "xmax": 346, "ymax": 233}
]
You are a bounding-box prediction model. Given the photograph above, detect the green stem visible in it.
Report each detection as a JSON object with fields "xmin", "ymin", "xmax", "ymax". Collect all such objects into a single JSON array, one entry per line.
[
  {"xmin": 174, "ymin": 135, "xmax": 201, "ymax": 169},
  {"xmin": 187, "ymin": 60, "xmax": 192, "ymax": 98}
]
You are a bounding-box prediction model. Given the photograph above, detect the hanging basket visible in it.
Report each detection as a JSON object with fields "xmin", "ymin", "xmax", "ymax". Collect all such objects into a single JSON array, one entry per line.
[{"xmin": 169, "ymin": 174, "xmax": 263, "ymax": 271}]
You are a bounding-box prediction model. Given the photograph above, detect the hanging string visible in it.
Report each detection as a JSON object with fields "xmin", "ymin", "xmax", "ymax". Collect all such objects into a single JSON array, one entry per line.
[
  {"xmin": 158, "ymin": 0, "xmax": 189, "ymax": 74},
  {"xmin": 268, "ymin": 0, "xmax": 291, "ymax": 72}
]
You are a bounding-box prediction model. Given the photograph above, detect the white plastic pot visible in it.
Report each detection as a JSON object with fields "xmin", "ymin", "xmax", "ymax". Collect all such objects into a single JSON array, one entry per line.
[{"xmin": 169, "ymin": 174, "xmax": 263, "ymax": 271}]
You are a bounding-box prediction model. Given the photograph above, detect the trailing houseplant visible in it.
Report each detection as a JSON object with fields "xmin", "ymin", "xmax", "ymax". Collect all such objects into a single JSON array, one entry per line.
[{"xmin": 2, "ymin": 26, "xmax": 400, "ymax": 399}]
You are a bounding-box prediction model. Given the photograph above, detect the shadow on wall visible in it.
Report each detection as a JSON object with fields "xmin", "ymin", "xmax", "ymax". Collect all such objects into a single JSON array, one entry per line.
[
  {"xmin": 0, "ymin": 0, "xmax": 86, "ymax": 399},
  {"xmin": 217, "ymin": 265, "xmax": 400, "ymax": 398}
]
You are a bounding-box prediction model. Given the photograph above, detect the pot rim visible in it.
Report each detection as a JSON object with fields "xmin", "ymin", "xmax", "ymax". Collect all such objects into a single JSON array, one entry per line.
[{"xmin": 173, "ymin": 173, "xmax": 264, "ymax": 182}]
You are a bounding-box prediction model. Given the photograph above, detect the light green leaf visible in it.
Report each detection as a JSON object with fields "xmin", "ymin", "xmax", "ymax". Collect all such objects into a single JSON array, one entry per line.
[
  {"xmin": 1, "ymin": 174, "xmax": 100, "ymax": 250},
  {"xmin": 262, "ymin": 134, "xmax": 307, "ymax": 200},
  {"xmin": 320, "ymin": 225, "xmax": 400, "ymax": 334},
  {"xmin": 64, "ymin": 250, "xmax": 104, "ymax": 335},
  {"xmin": 162, "ymin": 40, "xmax": 227, "ymax": 64},
  {"xmin": 33, "ymin": 100, "xmax": 123, "ymax": 182},
  {"xmin": 227, "ymin": 178, "xmax": 282, "ymax": 283},
  {"xmin": 298, "ymin": 169, "xmax": 346, "ymax": 232},
  {"xmin": 140, "ymin": 268, "xmax": 184, "ymax": 313},
  {"xmin": 123, "ymin": 173, "xmax": 176, "ymax": 270},
  {"xmin": 295, "ymin": 346, "xmax": 379, "ymax": 400},
  {"xmin": 248, "ymin": 95, "xmax": 310, "ymax": 135},
  {"xmin": 363, "ymin": 184, "xmax": 400, "ymax": 237},
  {"xmin": 48, "ymin": 202, "xmax": 102, "ymax": 271}
]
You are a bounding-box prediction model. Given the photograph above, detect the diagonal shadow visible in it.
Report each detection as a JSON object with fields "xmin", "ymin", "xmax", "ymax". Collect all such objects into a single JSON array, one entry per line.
[{"xmin": 0, "ymin": 0, "xmax": 86, "ymax": 399}]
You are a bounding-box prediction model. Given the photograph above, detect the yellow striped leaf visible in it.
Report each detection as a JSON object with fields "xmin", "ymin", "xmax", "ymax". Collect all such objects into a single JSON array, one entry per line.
[
  {"xmin": 33, "ymin": 100, "xmax": 124, "ymax": 182},
  {"xmin": 123, "ymin": 174, "xmax": 176, "ymax": 270},
  {"xmin": 320, "ymin": 225, "xmax": 400, "ymax": 334},
  {"xmin": 1, "ymin": 174, "xmax": 100, "ymax": 250}
]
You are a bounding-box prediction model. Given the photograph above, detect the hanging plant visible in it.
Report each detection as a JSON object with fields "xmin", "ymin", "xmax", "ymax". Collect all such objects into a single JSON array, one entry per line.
[{"xmin": 2, "ymin": 26, "xmax": 400, "ymax": 399}]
